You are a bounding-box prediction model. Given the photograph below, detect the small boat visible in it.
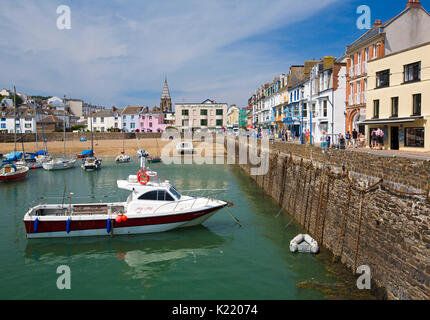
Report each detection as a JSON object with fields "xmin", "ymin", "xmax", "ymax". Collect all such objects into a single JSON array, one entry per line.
[
  {"xmin": 81, "ymin": 157, "xmax": 102, "ymax": 171},
  {"xmin": 23, "ymin": 168, "xmax": 229, "ymax": 239},
  {"xmin": 116, "ymin": 133, "xmax": 131, "ymax": 163},
  {"xmin": 147, "ymin": 157, "xmax": 161, "ymax": 163},
  {"xmin": 116, "ymin": 153, "xmax": 131, "ymax": 163},
  {"xmin": 0, "ymin": 162, "xmax": 29, "ymax": 182},
  {"xmin": 2, "ymin": 151, "xmax": 23, "ymax": 163},
  {"xmin": 176, "ymin": 142, "xmax": 194, "ymax": 155},
  {"xmin": 289, "ymin": 234, "xmax": 319, "ymax": 254},
  {"xmin": 42, "ymin": 158, "xmax": 77, "ymax": 171}
]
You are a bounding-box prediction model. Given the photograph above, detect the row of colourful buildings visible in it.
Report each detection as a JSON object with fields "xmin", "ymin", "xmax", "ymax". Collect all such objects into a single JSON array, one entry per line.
[{"xmin": 248, "ymin": 0, "xmax": 430, "ymax": 151}]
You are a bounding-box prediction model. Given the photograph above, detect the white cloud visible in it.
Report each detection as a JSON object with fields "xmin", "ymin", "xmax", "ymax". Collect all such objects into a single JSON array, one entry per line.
[{"xmin": 0, "ymin": 0, "xmax": 339, "ymax": 107}]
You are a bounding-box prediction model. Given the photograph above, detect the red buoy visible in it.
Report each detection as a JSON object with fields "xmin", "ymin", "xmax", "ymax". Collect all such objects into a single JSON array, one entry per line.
[
  {"xmin": 122, "ymin": 215, "xmax": 127, "ymax": 222},
  {"xmin": 115, "ymin": 215, "xmax": 122, "ymax": 223}
]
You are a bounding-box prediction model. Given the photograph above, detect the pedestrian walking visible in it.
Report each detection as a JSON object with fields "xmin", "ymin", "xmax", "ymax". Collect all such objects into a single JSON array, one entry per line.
[
  {"xmin": 371, "ymin": 130, "xmax": 377, "ymax": 149},
  {"xmin": 376, "ymin": 128, "xmax": 384, "ymax": 150},
  {"xmin": 345, "ymin": 131, "xmax": 351, "ymax": 147},
  {"xmin": 352, "ymin": 129, "xmax": 358, "ymax": 148}
]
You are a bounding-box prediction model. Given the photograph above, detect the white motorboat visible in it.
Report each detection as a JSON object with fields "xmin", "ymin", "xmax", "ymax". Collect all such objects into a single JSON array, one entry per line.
[
  {"xmin": 42, "ymin": 158, "xmax": 77, "ymax": 171},
  {"xmin": 23, "ymin": 168, "xmax": 229, "ymax": 238},
  {"xmin": 116, "ymin": 153, "xmax": 131, "ymax": 163},
  {"xmin": 81, "ymin": 157, "xmax": 102, "ymax": 171}
]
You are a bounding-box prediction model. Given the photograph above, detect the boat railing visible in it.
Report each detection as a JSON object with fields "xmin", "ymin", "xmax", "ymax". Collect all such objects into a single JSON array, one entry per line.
[{"xmin": 152, "ymin": 190, "xmax": 225, "ymax": 215}]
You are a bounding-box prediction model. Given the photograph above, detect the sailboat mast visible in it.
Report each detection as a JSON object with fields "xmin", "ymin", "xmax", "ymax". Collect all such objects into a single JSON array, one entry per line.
[
  {"xmin": 35, "ymin": 102, "xmax": 39, "ymax": 151},
  {"xmin": 63, "ymin": 95, "xmax": 66, "ymax": 157},
  {"xmin": 13, "ymin": 86, "xmax": 17, "ymax": 153},
  {"xmin": 90, "ymin": 104, "xmax": 94, "ymax": 152}
]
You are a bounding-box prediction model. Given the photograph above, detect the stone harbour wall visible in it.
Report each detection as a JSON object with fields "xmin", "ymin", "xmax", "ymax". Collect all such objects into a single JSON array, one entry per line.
[{"xmin": 235, "ymin": 139, "xmax": 430, "ymax": 300}]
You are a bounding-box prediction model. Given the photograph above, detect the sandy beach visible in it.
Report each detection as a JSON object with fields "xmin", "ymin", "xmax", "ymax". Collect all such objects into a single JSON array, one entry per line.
[{"xmin": 0, "ymin": 138, "xmax": 226, "ymax": 158}]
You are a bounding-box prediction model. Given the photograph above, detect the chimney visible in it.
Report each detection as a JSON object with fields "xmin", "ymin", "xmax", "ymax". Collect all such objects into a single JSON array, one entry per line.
[
  {"xmin": 373, "ymin": 20, "xmax": 382, "ymax": 27},
  {"xmin": 407, "ymin": 0, "xmax": 422, "ymax": 8}
]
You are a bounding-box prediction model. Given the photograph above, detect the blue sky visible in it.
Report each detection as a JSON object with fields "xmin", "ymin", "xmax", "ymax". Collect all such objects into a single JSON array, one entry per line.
[{"xmin": 0, "ymin": 0, "xmax": 418, "ymax": 108}]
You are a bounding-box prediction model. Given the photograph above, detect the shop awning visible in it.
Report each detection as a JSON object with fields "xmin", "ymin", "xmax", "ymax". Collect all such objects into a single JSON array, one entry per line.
[{"xmin": 359, "ymin": 116, "xmax": 424, "ymax": 125}]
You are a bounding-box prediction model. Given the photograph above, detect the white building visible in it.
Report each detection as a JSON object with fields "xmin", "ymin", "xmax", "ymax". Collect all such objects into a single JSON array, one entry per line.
[
  {"xmin": 175, "ymin": 99, "xmax": 228, "ymax": 132},
  {"xmin": 0, "ymin": 107, "xmax": 37, "ymax": 133},
  {"xmin": 121, "ymin": 106, "xmax": 143, "ymax": 132},
  {"xmin": 302, "ymin": 56, "xmax": 347, "ymax": 144},
  {"xmin": 90, "ymin": 108, "xmax": 122, "ymax": 132}
]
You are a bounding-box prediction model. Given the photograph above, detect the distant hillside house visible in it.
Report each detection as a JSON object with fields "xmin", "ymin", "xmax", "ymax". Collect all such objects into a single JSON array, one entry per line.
[
  {"xmin": 37, "ymin": 115, "xmax": 65, "ymax": 133},
  {"xmin": 139, "ymin": 111, "xmax": 168, "ymax": 133}
]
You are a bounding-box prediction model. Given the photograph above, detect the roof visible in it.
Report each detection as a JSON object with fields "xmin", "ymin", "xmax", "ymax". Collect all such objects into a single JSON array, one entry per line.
[
  {"xmin": 121, "ymin": 106, "xmax": 143, "ymax": 115},
  {"xmin": 37, "ymin": 115, "xmax": 64, "ymax": 124},
  {"xmin": 92, "ymin": 109, "xmax": 117, "ymax": 117},
  {"xmin": 346, "ymin": 4, "xmax": 430, "ymax": 52}
]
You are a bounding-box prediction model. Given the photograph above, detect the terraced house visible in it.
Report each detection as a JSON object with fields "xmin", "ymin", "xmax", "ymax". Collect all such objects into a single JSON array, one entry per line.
[
  {"xmin": 121, "ymin": 106, "xmax": 143, "ymax": 132},
  {"xmin": 363, "ymin": 41, "xmax": 430, "ymax": 151},
  {"xmin": 345, "ymin": 0, "xmax": 430, "ymax": 135}
]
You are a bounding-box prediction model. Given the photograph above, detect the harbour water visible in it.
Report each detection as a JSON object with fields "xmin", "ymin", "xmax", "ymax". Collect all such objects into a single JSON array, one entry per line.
[{"xmin": 0, "ymin": 159, "xmax": 375, "ymax": 299}]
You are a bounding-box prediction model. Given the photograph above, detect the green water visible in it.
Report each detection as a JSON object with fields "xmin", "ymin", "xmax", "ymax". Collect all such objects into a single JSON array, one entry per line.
[{"xmin": 0, "ymin": 159, "xmax": 367, "ymax": 299}]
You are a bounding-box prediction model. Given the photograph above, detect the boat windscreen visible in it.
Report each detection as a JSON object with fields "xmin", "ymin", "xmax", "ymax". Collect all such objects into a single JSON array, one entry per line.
[{"xmin": 169, "ymin": 186, "xmax": 181, "ymax": 200}]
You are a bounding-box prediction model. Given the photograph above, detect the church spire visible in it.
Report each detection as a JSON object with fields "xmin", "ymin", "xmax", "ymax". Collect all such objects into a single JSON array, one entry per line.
[{"xmin": 160, "ymin": 76, "xmax": 172, "ymax": 112}]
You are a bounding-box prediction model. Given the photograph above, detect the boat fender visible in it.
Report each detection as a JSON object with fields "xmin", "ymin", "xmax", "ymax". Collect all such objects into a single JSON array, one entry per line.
[
  {"xmin": 121, "ymin": 215, "xmax": 127, "ymax": 222},
  {"xmin": 66, "ymin": 218, "xmax": 71, "ymax": 234},
  {"xmin": 115, "ymin": 215, "xmax": 122, "ymax": 223},
  {"xmin": 106, "ymin": 218, "xmax": 112, "ymax": 234},
  {"xmin": 34, "ymin": 218, "xmax": 39, "ymax": 233}
]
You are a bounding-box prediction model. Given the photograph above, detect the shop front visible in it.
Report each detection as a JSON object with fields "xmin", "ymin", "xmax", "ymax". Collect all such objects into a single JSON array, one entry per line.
[{"xmin": 361, "ymin": 116, "xmax": 427, "ymax": 151}]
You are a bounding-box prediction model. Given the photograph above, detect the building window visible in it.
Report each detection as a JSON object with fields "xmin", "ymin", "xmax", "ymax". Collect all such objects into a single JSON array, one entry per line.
[
  {"xmin": 201, "ymin": 119, "xmax": 207, "ymax": 126},
  {"xmin": 1, "ymin": 124, "xmax": 5, "ymax": 129},
  {"xmin": 131, "ymin": 115, "xmax": 134, "ymax": 120},
  {"xmin": 100, "ymin": 117, "xmax": 104, "ymax": 123},
  {"xmin": 115, "ymin": 122, "xmax": 118, "ymax": 128},
  {"xmin": 323, "ymin": 100, "xmax": 328, "ymax": 117},
  {"xmin": 216, "ymin": 119, "xmax": 223, "ymax": 126},
  {"xmin": 1, "ymin": 118, "xmax": 5, "ymax": 121},
  {"xmin": 101, "ymin": 127, "xmax": 105, "ymax": 132},
  {"xmin": 391, "ymin": 97, "xmax": 399, "ymax": 117},
  {"xmin": 25, "ymin": 124, "xmax": 31, "ymax": 128},
  {"xmin": 149, "ymin": 122, "xmax": 152, "ymax": 127},
  {"xmin": 200, "ymin": 109, "xmax": 207, "ymax": 116},
  {"xmin": 93, "ymin": 117, "xmax": 97, "ymax": 123},
  {"xmin": 182, "ymin": 110, "xmax": 189, "ymax": 116},
  {"xmin": 373, "ymin": 100, "xmax": 379, "ymax": 118},
  {"xmin": 405, "ymin": 128, "xmax": 424, "ymax": 147},
  {"xmin": 404, "ymin": 62, "xmax": 421, "ymax": 83},
  {"xmin": 123, "ymin": 122, "xmax": 126, "ymax": 128},
  {"xmin": 303, "ymin": 103, "xmax": 307, "ymax": 118},
  {"xmin": 376, "ymin": 69, "xmax": 390, "ymax": 88},
  {"xmin": 149, "ymin": 116, "xmax": 152, "ymax": 120},
  {"xmin": 25, "ymin": 117, "xmax": 32, "ymax": 121},
  {"xmin": 142, "ymin": 116, "xmax": 145, "ymax": 120},
  {"xmin": 413, "ymin": 94, "xmax": 421, "ymax": 116},
  {"xmin": 216, "ymin": 109, "xmax": 223, "ymax": 116},
  {"xmin": 130, "ymin": 123, "xmax": 135, "ymax": 129}
]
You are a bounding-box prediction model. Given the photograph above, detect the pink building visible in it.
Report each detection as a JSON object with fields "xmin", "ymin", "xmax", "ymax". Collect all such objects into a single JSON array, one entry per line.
[{"xmin": 139, "ymin": 112, "xmax": 168, "ymax": 132}]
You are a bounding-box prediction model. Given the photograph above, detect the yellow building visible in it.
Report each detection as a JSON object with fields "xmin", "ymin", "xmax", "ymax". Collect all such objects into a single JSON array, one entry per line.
[
  {"xmin": 227, "ymin": 105, "xmax": 239, "ymax": 128},
  {"xmin": 363, "ymin": 41, "xmax": 430, "ymax": 151}
]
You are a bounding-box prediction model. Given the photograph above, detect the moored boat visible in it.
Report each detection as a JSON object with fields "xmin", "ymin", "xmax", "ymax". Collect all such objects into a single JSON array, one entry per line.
[
  {"xmin": 23, "ymin": 169, "xmax": 229, "ymax": 238},
  {"xmin": 42, "ymin": 158, "xmax": 77, "ymax": 171},
  {"xmin": 147, "ymin": 157, "xmax": 161, "ymax": 163},
  {"xmin": 116, "ymin": 153, "xmax": 131, "ymax": 163},
  {"xmin": 0, "ymin": 162, "xmax": 29, "ymax": 182},
  {"xmin": 81, "ymin": 156, "xmax": 102, "ymax": 171}
]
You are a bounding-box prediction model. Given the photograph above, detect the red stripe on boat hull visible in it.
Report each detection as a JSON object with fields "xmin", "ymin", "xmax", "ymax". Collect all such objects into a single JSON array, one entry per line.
[
  {"xmin": 0, "ymin": 171, "xmax": 28, "ymax": 182},
  {"xmin": 24, "ymin": 205, "xmax": 225, "ymax": 234}
]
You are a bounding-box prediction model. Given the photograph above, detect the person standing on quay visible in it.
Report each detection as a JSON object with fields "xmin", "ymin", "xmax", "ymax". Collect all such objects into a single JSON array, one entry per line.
[
  {"xmin": 345, "ymin": 131, "xmax": 351, "ymax": 148},
  {"xmin": 352, "ymin": 128, "xmax": 358, "ymax": 148}
]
